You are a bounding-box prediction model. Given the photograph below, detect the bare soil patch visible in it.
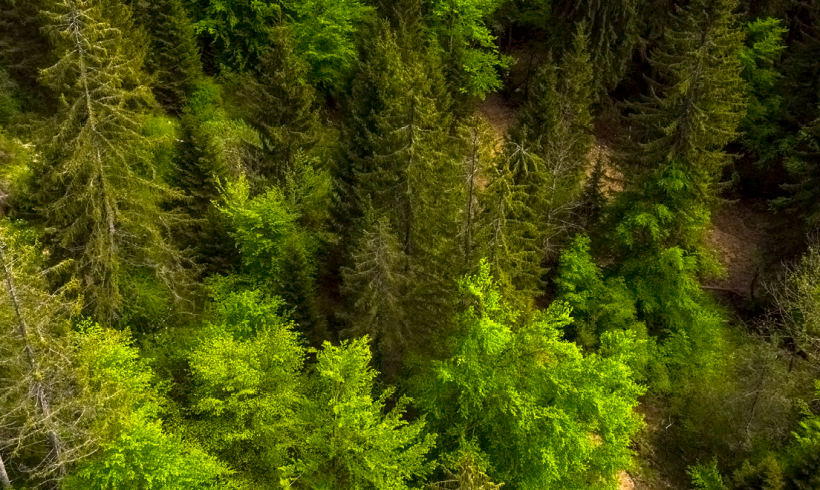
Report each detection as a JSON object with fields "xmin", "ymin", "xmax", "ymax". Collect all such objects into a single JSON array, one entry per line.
[{"xmin": 703, "ymin": 201, "xmax": 776, "ymax": 299}]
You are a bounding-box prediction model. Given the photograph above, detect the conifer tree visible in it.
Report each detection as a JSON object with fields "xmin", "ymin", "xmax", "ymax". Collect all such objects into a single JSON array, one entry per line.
[
  {"xmin": 233, "ymin": 28, "xmax": 320, "ymax": 181},
  {"xmin": 458, "ymin": 116, "xmax": 495, "ymax": 270},
  {"xmin": 0, "ymin": 0, "xmax": 53, "ymax": 93},
  {"xmin": 343, "ymin": 21, "xmax": 464, "ymax": 335},
  {"xmin": 174, "ymin": 84, "xmax": 239, "ymax": 275},
  {"xmin": 35, "ymin": 0, "xmax": 191, "ymax": 322},
  {"xmin": 624, "ymin": 0, "xmax": 746, "ymax": 202},
  {"xmin": 340, "ymin": 210, "xmax": 408, "ymax": 373},
  {"xmin": 130, "ymin": 0, "xmax": 204, "ymax": 111},
  {"xmin": 550, "ymin": 0, "xmax": 640, "ymax": 96},
  {"xmin": 504, "ymin": 24, "xmax": 594, "ymax": 263},
  {"xmin": 781, "ymin": 0, "xmax": 820, "ymax": 127},
  {"xmin": 477, "ymin": 145, "xmax": 544, "ymax": 310},
  {"xmin": 0, "ymin": 223, "xmax": 207, "ymax": 488}
]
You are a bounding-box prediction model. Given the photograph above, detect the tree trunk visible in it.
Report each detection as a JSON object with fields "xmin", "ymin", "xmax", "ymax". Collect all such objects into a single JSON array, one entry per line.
[{"xmin": 0, "ymin": 452, "xmax": 11, "ymax": 489}]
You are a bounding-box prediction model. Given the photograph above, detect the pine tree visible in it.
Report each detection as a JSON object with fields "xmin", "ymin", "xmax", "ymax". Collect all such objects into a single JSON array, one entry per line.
[
  {"xmin": 36, "ymin": 0, "xmax": 191, "ymax": 323},
  {"xmin": 624, "ymin": 0, "xmax": 746, "ymax": 202},
  {"xmin": 233, "ymin": 27, "xmax": 320, "ymax": 181},
  {"xmin": 343, "ymin": 21, "xmax": 464, "ymax": 335},
  {"xmin": 550, "ymin": 0, "xmax": 641, "ymax": 96},
  {"xmin": 130, "ymin": 0, "xmax": 204, "ymax": 111},
  {"xmin": 340, "ymin": 210, "xmax": 408, "ymax": 374}
]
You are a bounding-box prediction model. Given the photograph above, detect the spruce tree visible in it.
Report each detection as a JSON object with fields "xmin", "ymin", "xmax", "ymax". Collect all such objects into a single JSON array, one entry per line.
[
  {"xmin": 130, "ymin": 0, "xmax": 203, "ymax": 111},
  {"xmin": 504, "ymin": 24, "xmax": 594, "ymax": 265},
  {"xmin": 233, "ymin": 28, "xmax": 320, "ymax": 181},
  {"xmin": 624, "ymin": 0, "xmax": 746, "ymax": 203},
  {"xmin": 343, "ymin": 21, "xmax": 464, "ymax": 336},
  {"xmin": 458, "ymin": 116, "xmax": 495, "ymax": 270},
  {"xmin": 550, "ymin": 0, "xmax": 641, "ymax": 95},
  {"xmin": 340, "ymin": 210, "xmax": 408, "ymax": 374},
  {"xmin": 476, "ymin": 150, "xmax": 544, "ymax": 310},
  {"xmin": 174, "ymin": 91, "xmax": 239, "ymax": 275},
  {"xmin": 36, "ymin": 0, "xmax": 191, "ymax": 323},
  {"xmin": 0, "ymin": 0, "xmax": 53, "ymax": 94}
]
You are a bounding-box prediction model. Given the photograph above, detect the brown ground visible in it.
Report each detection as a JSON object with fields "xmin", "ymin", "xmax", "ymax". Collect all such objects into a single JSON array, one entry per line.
[
  {"xmin": 703, "ymin": 201, "xmax": 776, "ymax": 299},
  {"xmin": 476, "ymin": 93, "xmax": 516, "ymax": 153}
]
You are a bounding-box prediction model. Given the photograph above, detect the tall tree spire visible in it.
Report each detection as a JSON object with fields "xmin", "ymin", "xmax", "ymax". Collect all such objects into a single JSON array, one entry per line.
[{"xmin": 36, "ymin": 0, "xmax": 191, "ymax": 323}]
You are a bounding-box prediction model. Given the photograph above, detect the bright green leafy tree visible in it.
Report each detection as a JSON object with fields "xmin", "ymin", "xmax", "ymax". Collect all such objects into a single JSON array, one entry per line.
[
  {"xmin": 429, "ymin": 0, "xmax": 512, "ymax": 99},
  {"xmin": 413, "ymin": 260, "xmax": 645, "ymax": 489},
  {"xmin": 280, "ymin": 337, "xmax": 435, "ymax": 489}
]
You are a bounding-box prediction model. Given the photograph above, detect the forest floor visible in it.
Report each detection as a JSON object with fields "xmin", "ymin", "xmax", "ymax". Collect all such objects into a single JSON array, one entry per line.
[{"xmin": 703, "ymin": 200, "xmax": 778, "ymax": 303}]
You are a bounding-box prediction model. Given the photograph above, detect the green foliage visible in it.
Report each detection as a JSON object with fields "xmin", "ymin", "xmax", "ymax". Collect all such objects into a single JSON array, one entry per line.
[
  {"xmin": 550, "ymin": 0, "xmax": 641, "ymax": 95},
  {"xmin": 738, "ymin": 18, "xmax": 788, "ymax": 160},
  {"xmin": 36, "ymin": 0, "xmax": 191, "ymax": 324},
  {"xmin": 773, "ymin": 103, "xmax": 820, "ymax": 227},
  {"xmin": 0, "ymin": 68, "xmax": 20, "ymax": 125},
  {"xmin": 132, "ymin": 0, "xmax": 203, "ymax": 111},
  {"xmin": 217, "ymin": 159, "xmax": 332, "ymax": 335},
  {"xmin": 185, "ymin": 289, "xmax": 303, "ymax": 487},
  {"xmin": 429, "ymin": 0, "xmax": 512, "ymax": 98},
  {"xmin": 288, "ymin": 0, "xmax": 373, "ymax": 87},
  {"xmin": 413, "ymin": 260, "xmax": 645, "ymax": 489},
  {"xmin": 688, "ymin": 460, "xmax": 728, "ymax": 490},
  {"xmin": 183, "ymin": 289, "xmax": 434, "ymax": 489},
  {"xmin": 340, "ymin": 210, "xmax": 409, "ymax": 372},
  {"xmin": 626, "ymin": 0, "xmax": 746, "ymax": 196},
  {"xmin": 190, "ymin": 0, "xmax": 370, "ymax": 85},
  {"xmin": 342, "ymin": 20, "xmax": 464, "ymax": 335},
  {"xmin": 230, "ymin": 28, "xmax": 321, "ymax": 180},
  {"xmin": 766, "ymin": 245, "xmax": 820, "ymax": 364},
  {"xmin": 786, "ymin": 382, "xmax": 820, "ymax": 489},
  {"xmin": 0, "ymin": 222, "xmax": 211, "ymax": 488},
  {"xmin": 509, "ymin": 24, "xmax": 594, "ymax": 257},
  {"xmin": 477, "ymin": 141, "xmax": 543, "ymax": 311},
  {"xmin": 64, "ymin": 415, "xmax": 225, "ymax": 490},
  {"xmin": 555, "ymin": 235, "xmax": 647, "ymax": 352},
  {"xmin": 188, "ymin": 0, "xmax": 282, "ymax": 70},
  {"xmin": 281, "ymin": 337, "xmax": 435, "ymax": 489}
]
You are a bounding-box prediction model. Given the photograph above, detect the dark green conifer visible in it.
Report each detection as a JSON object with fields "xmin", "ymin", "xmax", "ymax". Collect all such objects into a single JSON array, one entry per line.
[
  {"xmin": 624, "ymin": 0, "xmax": 746, "ymax": 202},
  {"xmin": 0, "ymin": 0, "xmax": 53, "ymax": 94},
  {"xmin": 35, "ymin": 0, "xmax": 191, "ymax": 322},
  {"xmin": 507, "ymin": 24, "xmax": 594, "ymax": 262},
  {"xmin": 551, "ymin": 0, "xmax": 641, "ymax": 95},
  {"xmin": 340, "ymin": 210, "xmax": 408, "ymax": 374},
  {"xmin": 476, "ymin": 152, "xmax": 544, "ymax": 311},
  {"xmin": 130, "ymin": 0, "xmax": 203, "ymax": 111},
  {"xmin": 233, "ymin": 28, "xmax": 320, "ymax": 181},
  {"xmin": 174, "ymin": 84, "xmax": 239, "ymax": 275},
  {"xmin": 341, "ymin": 20, "xmax": 464, "ymax": 338}
]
